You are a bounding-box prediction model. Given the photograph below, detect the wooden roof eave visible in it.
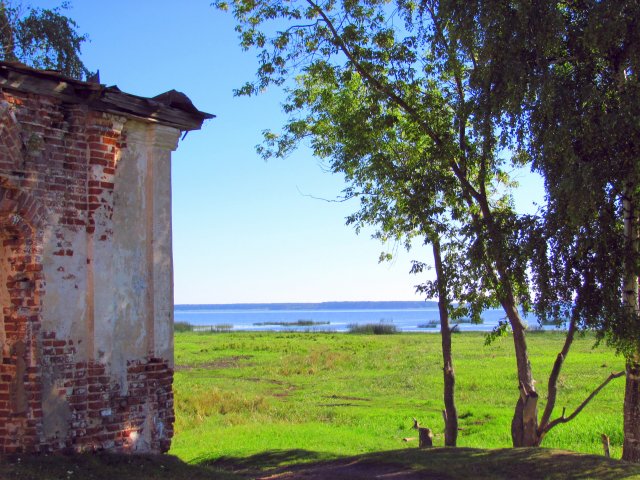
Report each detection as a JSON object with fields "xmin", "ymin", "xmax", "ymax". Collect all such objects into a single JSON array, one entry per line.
[{"xmin": 0, "ymin": 62, "xmax": 213, "ymax": 131}]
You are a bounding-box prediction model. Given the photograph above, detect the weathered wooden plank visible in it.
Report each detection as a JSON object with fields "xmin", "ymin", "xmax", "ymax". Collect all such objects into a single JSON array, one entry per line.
[{"xmin": 0, "ymin": 62, "xmax": 212, "ymax": 131}]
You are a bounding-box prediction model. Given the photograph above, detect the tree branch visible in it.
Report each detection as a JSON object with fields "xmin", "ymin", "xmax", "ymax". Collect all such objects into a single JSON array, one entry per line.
[
  {"xmin": 307, "ymin": 0, "xmax": 491, "ymax": 212},
  {"xmin": 296, "ymin": 186, "xmax": 375, "ymax": 202},
  {"xmin": 538, "ymin": 317, "xmax": 577, "ymax": 435},
  {"xmin": 418, "ymin": 2, "xmax": 484, "ymax": 206},
  {"xmin": 542, "ymin": 370, "xmax": 625, "ymax": 435},
  {"xmin": 0, "ymin": 2, "xmax": 17, "ymax": 61},
  {"xmin": 305, "ymin": 0, "xmax": 443, "ymax": 148},
  {"xmin": 282, "ymin": 20, "xmax": 322, "ymax": 34}
]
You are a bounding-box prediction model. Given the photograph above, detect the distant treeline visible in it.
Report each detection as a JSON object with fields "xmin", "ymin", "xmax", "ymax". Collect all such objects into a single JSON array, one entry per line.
[{"xmin": 174, "ymin": 301, "xmax": 439, "ymax": 311}]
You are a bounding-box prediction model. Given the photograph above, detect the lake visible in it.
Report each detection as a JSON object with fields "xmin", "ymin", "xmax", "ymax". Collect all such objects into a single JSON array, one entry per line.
[{"xmin": 174, "ymin": 301, "xmax": 552, "ymax": 332}]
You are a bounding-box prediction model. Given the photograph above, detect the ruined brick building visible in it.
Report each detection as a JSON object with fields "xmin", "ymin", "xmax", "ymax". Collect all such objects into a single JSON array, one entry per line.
[{"xmin": 0, "ymin": 61, "xmax": 211, "ymax": 453}]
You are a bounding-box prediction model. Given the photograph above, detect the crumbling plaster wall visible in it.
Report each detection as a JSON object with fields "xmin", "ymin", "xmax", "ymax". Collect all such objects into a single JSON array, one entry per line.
[{"xmin": 0, "ymin": 88, "xmax": 178, "ymax": 454}]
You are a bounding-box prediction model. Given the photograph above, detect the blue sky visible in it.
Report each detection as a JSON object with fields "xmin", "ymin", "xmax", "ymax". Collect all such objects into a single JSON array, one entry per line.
[{"xmin": 32, "ymin": 1, "xmax": 544, "ymax": 304}]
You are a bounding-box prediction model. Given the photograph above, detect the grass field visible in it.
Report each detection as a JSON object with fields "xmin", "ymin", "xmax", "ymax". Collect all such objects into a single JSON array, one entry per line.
[
  {"xmin": 4, "ymin": 330, "xmax": 639, "ymax": 479},
  {"xmin": 169, "ymin": 330, "xmax": 626, "ymax": 465}
]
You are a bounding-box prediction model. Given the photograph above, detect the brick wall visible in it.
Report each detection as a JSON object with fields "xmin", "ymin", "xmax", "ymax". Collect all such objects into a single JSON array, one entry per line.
[
  {"xmin": 36, "ymin": 332, "xmax": 173, "ymax": 453},
  {"xmin": 0, "ymin": 88, "xmax": 175, "ymax": 454}
]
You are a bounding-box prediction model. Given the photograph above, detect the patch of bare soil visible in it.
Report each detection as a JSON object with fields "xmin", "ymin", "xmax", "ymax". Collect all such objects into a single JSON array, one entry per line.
[
  {"xmin": 317, "ymin": 394, "xmax": 371, "ymax": 407},
  {"xmin": 272, "ymin": 386, "xmax": 297, "ymax": 398},
  {"xmin": 174, "ymin": 355, "xmax": 253, "ymax": 371},
  {"xmin": 324, "ymin": 395, "xmax": 371, "ymax": 401},
  {"xmin": 240, "ymin": 376, "xmax": 298, "ymax": 398},
  {"xmin": 245, "ymin": 377, "xmax": 288, "ymax": 385}
]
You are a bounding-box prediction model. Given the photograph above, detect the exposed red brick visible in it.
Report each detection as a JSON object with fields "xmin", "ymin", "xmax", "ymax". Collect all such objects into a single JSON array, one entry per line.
[{"xmin": 0, "ymin": 79, "xmax": 176, "ymax": 456}]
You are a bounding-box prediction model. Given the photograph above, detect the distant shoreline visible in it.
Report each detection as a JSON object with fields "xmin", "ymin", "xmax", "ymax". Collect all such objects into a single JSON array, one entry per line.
[
  {"xmin": 174, "ymin": 301, "xmax": 439, "ymax": 311},
  {"xmin": 172, "ymin": 303, "xmax": 550, "ymax": 332}
]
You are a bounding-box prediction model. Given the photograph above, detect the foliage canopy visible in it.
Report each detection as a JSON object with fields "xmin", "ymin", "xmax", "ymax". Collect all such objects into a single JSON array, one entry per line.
[
  {"xmin": 0, "ymin": 0, "xmax": 88, "ymax": 79},
  {"xmin": 219, "ymin": 0, "xmax": 535, "ymax": 320}
]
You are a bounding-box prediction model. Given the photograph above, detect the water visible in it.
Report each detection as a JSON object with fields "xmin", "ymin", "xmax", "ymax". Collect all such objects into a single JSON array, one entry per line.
[{"xmin": 174, "ymin": 302, "xmax": 551, "ymax": 332}]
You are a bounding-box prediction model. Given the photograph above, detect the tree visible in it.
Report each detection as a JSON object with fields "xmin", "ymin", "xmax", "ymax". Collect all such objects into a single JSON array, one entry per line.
[
  {"xmin": 483, "ymin": 0, "xmax": 640, "ymax": 461},
  {"xmin": 313, "ymin": 85, "xmax": 474, "ymax": 445},
  {"xmin": 0, "ymin": 0, "xmax": 88, "ymax": 79},
  {"xmin": 525, "ymin": 4, "xmax": 639, "ymax": 460},
  {"xmin": 218, "ymin": 0, "xmax": 597, "ymax": 448},
  {"xmin": 219, "ymin": 0, "xmax": 629, "ymax": 449}
]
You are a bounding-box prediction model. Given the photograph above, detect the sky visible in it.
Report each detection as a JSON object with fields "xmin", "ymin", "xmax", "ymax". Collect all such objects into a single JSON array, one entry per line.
[{"xmin": 30, "ymin": 0, "xmax": 545, "ymax": 304}]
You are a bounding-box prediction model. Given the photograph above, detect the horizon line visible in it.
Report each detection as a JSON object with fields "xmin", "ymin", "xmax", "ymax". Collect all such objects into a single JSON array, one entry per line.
[{"xmin": 175, "ymin": 300, "xmax": 437, "ymax": 306}]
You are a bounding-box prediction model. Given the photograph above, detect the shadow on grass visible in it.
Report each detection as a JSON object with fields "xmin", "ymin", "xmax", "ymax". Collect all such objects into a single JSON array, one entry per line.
[
  {"xmin": 4, "ymin": 447, "xmax": 640, "ymax": 480},
  {"xmin": 377, "ymin": 447, "xmax": 640, "ymax": 480},
  {"xmin": 0, "ymin": 452, "xmax": 243, "ymax": 480},
  {"xmin": 197, "ymin": 447, "xmax": 640, "ymax": 479},
  {"xmin": 196, "ymin": 448, "xmax": 328, "ymax": 475}
]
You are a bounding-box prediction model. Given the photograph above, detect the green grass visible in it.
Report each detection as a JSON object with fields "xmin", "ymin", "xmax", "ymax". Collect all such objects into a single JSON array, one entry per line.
[
  {"xmin": 170, "ymin": 331, "xmax": 626, "ymax": 465},
  {"xmin": 2, "ymin": 331, "xmax": 637, "ymax": 479}
]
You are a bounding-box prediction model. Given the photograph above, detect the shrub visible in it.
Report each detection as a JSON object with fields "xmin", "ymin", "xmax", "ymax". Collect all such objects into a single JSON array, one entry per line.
[
  {"xmin": 348, "ymin": 322, "xmax": 398, "ymax": 334},
  {"xmin": 418, "ymin": 320, "xmax": 439, "ymax": 328},
  {"xmin": 253, "ymin": 320, "xmax": 330, "ymax": 326},
  {"xmin": 174, "ymin": 321, "xmax": 193, "ymax": 332},
  {"xmin": 195, "ymin": 324, "xmax": 234, "ymax": 333},
  {"xmin": 457, "ymin": 317, "xmax": 483, "ymax": 324}
]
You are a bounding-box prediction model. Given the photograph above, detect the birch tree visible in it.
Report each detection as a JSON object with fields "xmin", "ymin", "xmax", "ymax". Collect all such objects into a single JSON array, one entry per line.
[
  {"xmin": 0, "ymin": 1, "xmax": 88, "ymax": 79},
  {"xmin": 505, "ymin": 0, "xmax": 639, "ymax": 461},
  {"xmin": 442, "ymin": 0, "xmax": 638, "ymax": 458}
]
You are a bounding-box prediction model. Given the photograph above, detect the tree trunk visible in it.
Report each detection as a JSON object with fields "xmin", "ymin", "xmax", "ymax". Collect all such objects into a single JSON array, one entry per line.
[
  {"xmin": 502, "ymin": 297, "xmax": 539, "ymax": 447},
  {"xmin": 622, "ymin": 183, "xmax": 640, "ymax": 462},
  {"xmin": 473, "ymin": 185, "xmax": 539, "ymax": 447},
  {"xmin": 623, "ymin": 361, "xmax": 640, "ymax": 461},
  {"xmin": 0, "ymin": 2, "xmax": 17, "ymax": 62},
  {"xmin": 602, "ymin": 434, "xmax": 611, "ymax": 458},
  {"xmin": 433, "ymin": 239, "xmax": 457, "ymax": 446}
]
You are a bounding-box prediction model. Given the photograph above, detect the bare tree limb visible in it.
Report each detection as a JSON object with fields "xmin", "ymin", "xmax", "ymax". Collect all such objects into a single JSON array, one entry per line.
[
  {"xmin": 282, "ymin": 20, "xmax": 322, "ymax": 33},
  {"xmin": 296, "ymin": 186, "xmax": 375, "ymax": 202},
  {"xmin": 538, "ymin": 317, "xmax": 577, "ymax": 436},
  {"xmin": 542, "ymin": 371, "xmax": 625, "ymax": 435}
]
